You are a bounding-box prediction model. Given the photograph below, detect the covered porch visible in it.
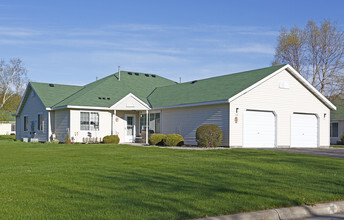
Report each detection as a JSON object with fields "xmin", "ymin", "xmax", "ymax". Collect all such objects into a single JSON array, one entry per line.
[{"xmin": 111, "ymin": 93, "xmax": 160, "ymax": 144}]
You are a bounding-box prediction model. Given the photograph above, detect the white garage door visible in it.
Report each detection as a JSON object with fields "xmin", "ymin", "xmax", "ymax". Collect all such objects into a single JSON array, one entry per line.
[
  {"xmin": 243, "ymin": 110, "xmax": 276, "ymax": 148},
  {"xmin": 291, "ymin": 114, "xmax": 318, "ymax": 148}
]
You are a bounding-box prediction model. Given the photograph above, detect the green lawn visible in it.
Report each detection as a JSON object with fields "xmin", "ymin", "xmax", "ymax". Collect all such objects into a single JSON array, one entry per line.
[
  {"xmin": 331, "ymin": 145, "xmax": 344, "ymax": 148},
  {"xmin": 0, "ymin": 139, "xmax": 344, "ymax": 219}
]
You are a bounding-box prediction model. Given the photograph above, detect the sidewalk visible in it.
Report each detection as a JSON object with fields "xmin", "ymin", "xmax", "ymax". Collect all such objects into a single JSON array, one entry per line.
[{"xmin": 196, "ymin": 200, "xmax": 344, "ymax": 220}]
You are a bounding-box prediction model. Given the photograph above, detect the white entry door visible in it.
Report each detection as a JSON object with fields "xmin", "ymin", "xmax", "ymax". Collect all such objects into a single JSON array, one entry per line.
[
  {"xmin": 291, "ymin": 114, "xmax": 318, "ymax": 148},
  {"xmin": 243, "ymin": 110, "xmax": 276, "ymax": 148},
  {"xmin": 125, "ymin": 114, "xmax": 136, "ymax": 142}
]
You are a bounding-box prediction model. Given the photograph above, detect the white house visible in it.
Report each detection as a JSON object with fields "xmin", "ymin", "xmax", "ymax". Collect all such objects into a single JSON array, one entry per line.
[
  {"xmin": 0, "ymin": 121, "xmax": 15, "ymax": 135},
  {"xmin": 14, "ymin": 64, "xmax": 336, "ymax": 148},
  {"xmin": 329, "ymin": 98, "xmax": 344, "ymax": 144}
]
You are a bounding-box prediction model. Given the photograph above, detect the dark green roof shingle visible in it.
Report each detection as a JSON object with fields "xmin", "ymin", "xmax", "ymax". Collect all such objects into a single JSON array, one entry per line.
[
  {"xmin": 148, "ymin": 64, "xmax": 286, "ymax": 107},
  {"xmin": 28, "ymin": 65, "xmax": 287, "ymax": 109},
  {"xmin": 30, "ymin": 82, "xmax": 82, "ymax": 107}
]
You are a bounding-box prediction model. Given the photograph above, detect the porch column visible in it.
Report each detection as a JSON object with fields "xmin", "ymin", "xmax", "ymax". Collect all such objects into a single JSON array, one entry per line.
[
  {"xmin": 47, "ymin": 111, "xmax": 51, "ymax": 141},
  {"xmin": 146, "ymin": 110, "xmax": 148, "ymax": 145}
]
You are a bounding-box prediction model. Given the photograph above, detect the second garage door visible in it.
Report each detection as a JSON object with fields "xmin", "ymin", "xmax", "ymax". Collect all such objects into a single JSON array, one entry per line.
[
  {"xmin": 243, "ymin": 110, "xmax": 276, "ymax": 148},
  {"xmin": 291, "ymin": 113, "xmax": 318, "ymax": 148}
]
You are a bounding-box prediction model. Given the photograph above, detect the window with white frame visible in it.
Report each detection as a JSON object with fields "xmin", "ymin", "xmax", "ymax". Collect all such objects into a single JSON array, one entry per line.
[
  {"xmin": 330, "ymin": 122, "xmax": 338, "ymax": 137},
  {"xmin": 24, "ymin": 116, "xmax": 28, "ymax": 131},
  {"xmin": 80, "ymin": 112, "xmax": 99, "ymax": 131},
  {"xmin": 139, "ymin": 112, "xmax": 160, "ymax": 134},
  {"xmin": 38, "ymin": 113, "xmax": 43, "ymax": 131}
]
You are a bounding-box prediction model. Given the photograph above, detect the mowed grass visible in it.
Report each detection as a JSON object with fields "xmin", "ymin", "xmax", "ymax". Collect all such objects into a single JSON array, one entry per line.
[
  {"xmin": 0, "ymin": 139, "xmax": 344, "ymax": 219},
  {"xmin": 331, "ymin": 145, "xmax": 344, "ymax": 148}
]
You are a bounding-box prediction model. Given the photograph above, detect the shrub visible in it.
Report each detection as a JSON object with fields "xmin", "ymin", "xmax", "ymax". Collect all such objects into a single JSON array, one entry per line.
[
  {"xmin": 341, "ymin": 134, "xmax": 344, "ymax": 144},
  {"xmin": 52, "ymin": 139, "xmax": 60, "ymax": 144},
  {"xmin": 44, "ymin": 141, "xmax": 51, "ymax": 144},
  {"xmin": 149, "ymin": 134, "xmax": 166, "ymax": 145},
  {"xmin": 103, "ymin": 135, "xmax": 120, "ymax": 144},
  {"xmin": 164, "ymin": 134, "xmax": 184, "ymax": 146},
  {"xmin": 196, "ymin": 124, "xmax": 223, "ymax": 148}
]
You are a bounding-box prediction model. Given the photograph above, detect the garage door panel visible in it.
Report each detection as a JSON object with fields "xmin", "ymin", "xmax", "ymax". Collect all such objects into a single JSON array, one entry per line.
[
  {"xmin": 243, "ymin": 111, "xmax": 275, "ymax": 148},
  {"xmin": 291, "ymin": 114, "xmax": 317, "ymax": 148}
]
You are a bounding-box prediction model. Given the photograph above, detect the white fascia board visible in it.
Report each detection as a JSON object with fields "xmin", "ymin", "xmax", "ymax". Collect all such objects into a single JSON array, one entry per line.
[
  {"xmin": 15, "ymin": 83, "xmax": 30, "ymax": 116},
  {"xmin": 330, "ymin": 118, "xmax": 344, "ymax": 121},
  {"xmin": 152, "ymin": 100, "xmax": 228, "ymax": 110},
  {"xmin": 110, "ymin": 93, "xmax": 151, "ymax": 110},
  {"xmin": 284, "ymin": 64, "xmax": 336, "ymax": 110},
  {"xmin": 52, "ymin": 105, "xmax": 112, "ymax": 111},
  {"xmin": 227, "ymin": 64, "xmax": 336, "ymax": 111}
]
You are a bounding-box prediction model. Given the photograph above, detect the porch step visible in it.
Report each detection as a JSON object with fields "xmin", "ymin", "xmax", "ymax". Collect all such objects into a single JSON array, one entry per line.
[{"xmin": 135, "ymin": 137, "xmax": 144, "ymax": 143}]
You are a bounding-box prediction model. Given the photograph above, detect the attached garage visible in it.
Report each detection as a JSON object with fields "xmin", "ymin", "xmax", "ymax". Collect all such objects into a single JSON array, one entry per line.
[
  {"xmin": 243, "ymin": 110, "xmax": 276, "ymax": 148},
  {"xmin": 291, "ymin": 113, "xmax": 318, "ymax": 148}
]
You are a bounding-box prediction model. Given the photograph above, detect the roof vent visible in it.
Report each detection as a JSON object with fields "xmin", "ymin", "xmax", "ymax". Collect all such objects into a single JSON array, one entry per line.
[
  {"xmin": 191, "ymin": 80, "xmax": 198, "ymax": 84},
  {"xmin": 135, "ymin": 73, "xmax": 139, "ymax": 76},
  {"xmin": 49, "ymin": 84, "xmax": 55, "ymax": 87},
  {"xmin": 145, "ymin": 74, "xmax": 149, "ymax": 77},
  {"xmin": 98, "ymin": 97, "xmax": 101, "ymax": 99},
  {"xmin": 152, "ymin": 75, "xmax": 156, "ymax": 78},
  {"xmin": 107, "ymin": 98, "xmax": 110, "ymax": 100},
  {"xmin": 128, "ymin": 72, "xmax": 132, "ymax": 75},
  {"xmin": 102, "ymin": 97, "xmax": 106, "ymax": 100}
]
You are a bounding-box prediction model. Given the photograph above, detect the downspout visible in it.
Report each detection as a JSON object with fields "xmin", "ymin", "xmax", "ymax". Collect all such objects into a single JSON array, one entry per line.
[
  {"xmin": 111, "ymin": 110, "xmax": 114, "ymax": 135},
  {"xmin": 146, "ymin": 110, "xmax": 148, "ymax": 145}
]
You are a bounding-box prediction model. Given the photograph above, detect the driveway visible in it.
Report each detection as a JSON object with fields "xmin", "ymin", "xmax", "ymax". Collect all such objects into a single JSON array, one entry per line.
[{"xmin": 258, "ymin": 148, "xmax": 344, "ymax": 159}]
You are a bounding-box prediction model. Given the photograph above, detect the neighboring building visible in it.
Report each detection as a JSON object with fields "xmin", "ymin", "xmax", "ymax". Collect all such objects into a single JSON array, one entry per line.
[
  {"xmin": 14, "ymin": 64, "xmax": 336, "ymax": 148},
  {"xmin": 0, "ymin": 121, "xmax": 16, "ymax": 135},
  {"xmin": 330, "ymin": 98, "xmax": 344, "ymax": 144}
]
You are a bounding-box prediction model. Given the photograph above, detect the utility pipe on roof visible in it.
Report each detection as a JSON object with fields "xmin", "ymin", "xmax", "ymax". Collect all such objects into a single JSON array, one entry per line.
[{"xmin": 118, "ymin": 65, "xmax": 120, "ymax": 81}]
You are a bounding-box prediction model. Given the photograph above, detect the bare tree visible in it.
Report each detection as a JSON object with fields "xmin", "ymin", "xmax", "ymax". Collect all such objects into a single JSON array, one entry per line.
[
  {"xmin": 273, "ymin": 20, "xmax": 344, "ymax": 96},
  {"xmin": 0, "ymin": 58, "xmax": 28, "ymax": 110}
]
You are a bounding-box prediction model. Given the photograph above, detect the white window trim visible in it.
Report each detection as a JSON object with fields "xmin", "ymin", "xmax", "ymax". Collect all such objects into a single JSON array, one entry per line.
[
  {"xmin": 80, "ymin": 111, "xmax": 100, "ymax": 131},
  {"xmin": 37, "ymin": 112, "xmax": 43, "ymax": 131},
  {"xmin": 330, "ymin": 122, "xmax": 339, "ymax": 138},
  {"xmin": 139, "ymin": 111, "xmax": 161, "ymax": 135},
  {"xmin": 23, "ymin": 115, "xmax": 29, "ymax": 132}
]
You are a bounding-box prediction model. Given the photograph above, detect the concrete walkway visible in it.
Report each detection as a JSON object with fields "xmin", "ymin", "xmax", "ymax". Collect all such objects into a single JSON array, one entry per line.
[
  {"xmin": 197, "ymin": 201, "xmax": 344, "ymax": 220},
  {"xmin": 258, "ymin": 148, "xmax": 344, "ymax": 159}
]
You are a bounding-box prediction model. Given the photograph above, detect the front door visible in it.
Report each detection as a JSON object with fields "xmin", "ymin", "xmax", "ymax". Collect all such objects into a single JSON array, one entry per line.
[{"xmin": 125, "ymin": 114, "xmax": 136, "ymax": 142}]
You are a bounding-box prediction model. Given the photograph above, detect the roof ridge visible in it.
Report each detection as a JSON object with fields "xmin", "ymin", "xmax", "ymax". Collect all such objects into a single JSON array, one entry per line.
[
  {"xmin": 30, "ymin": 81, "xmax": 82, "ymax": 87},
  {"xmin": 150, "ymin": 64, "xmax": 287, "ymax": 91}
]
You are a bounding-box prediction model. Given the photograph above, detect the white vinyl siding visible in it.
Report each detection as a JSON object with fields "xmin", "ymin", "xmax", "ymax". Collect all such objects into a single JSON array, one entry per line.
[
  {"xmin": 230, "ymin": 69, "xmax": 330, "ymax": 148},
  {"xmin": 70, "ymin": 110, "xmax": 112, "ymax": 143},
  {"xmin": 54, "ymin": 109, "xmax": 70, "ymax": 142},
  {"xmin": 161, "ymin": 104, "xmax": 229, "ymax": 146}
]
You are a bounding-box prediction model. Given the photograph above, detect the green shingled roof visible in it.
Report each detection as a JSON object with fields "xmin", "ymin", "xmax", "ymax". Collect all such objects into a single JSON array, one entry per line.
[
  {"xmin": 52, "ymin": 71, "xmax": 177, "ymax": 108},
  {"xmin": 26, "ymin": 65, "xmax": 287, "ymax": 110},
  {"xmin": 148, "ymin": 64, "xmax": 286, "ymax": 107},
  {"xmin": 330, "ymin": 98, "xmax": 344, "ymax": 119},
  {"xmin": 30, "ymin": 82, "xmax": 83, "ymax": 107}
]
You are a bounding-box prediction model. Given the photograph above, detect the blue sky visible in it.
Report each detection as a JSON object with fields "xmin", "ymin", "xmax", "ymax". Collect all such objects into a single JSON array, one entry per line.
[{"xmin": 1, "ymin": 0, "xmax": 344, "ymax": 85}]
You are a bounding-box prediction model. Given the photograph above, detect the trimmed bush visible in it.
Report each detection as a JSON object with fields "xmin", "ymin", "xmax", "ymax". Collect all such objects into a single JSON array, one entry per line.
[
  {"xmin": 341, "ymin": 134, "xmax": 344, "ymax": 144},
  {"xmin": 164, "ymin": 134, "xmax": 184, "ymax": 146},
  {"xmin": 103, "ymin": 135, "xmax": 120, "ymax": 144},
  {"xmin": 196, "ymin": 124, "xmax": 223, "ymax": 148},
  {"xmin": 52, "ymin": 139, "xmax": 60, "ymax": 144},
  {"xmin": 149, "ymin": 134, "xmax": 166, "ymax": 145}
]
